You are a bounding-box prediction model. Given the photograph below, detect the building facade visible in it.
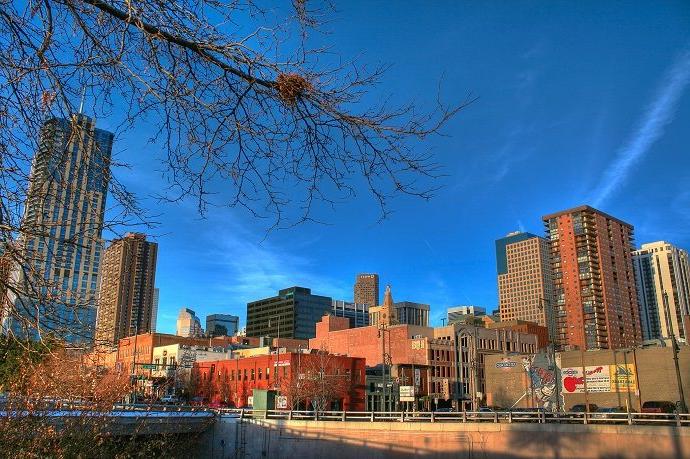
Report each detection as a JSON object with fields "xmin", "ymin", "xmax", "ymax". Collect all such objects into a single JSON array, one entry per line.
[
  {"xmin": 633, "ymin": 241, "xmax": 690, "ymax": 343},
  {"xmin": 95, "ymin": 233, "xmax": 158, "ymax": 346},
  {"xmin": 543, "ymin": 206, "xmax": 641, "ymax": 350},
  {"xmin": 447, "ymin": 306, "xmax": 486, "ymax": 324},
  {"xmin": 496, "ymin": 231, "xmax": 555, "ymax": 337},
  {"xmin": 310, "ymin": 315, "xmax": 538, "ymax": 410},
  {"xmin": 369, "ymin": 285, "xmax": 397, "ymax": 327},
  {"xmin": 192, "ymin": 352, "xmax": 366, "ymax": 411},
  {"xmin": 206, "ymin": 313, "xmax": 239, "ymax": 337},
  {"xmin": 394, "ymin": 301, "xmax": 430, "ymax": 327},
  {"xmin": 354, "ymin": 273, "xmax": 379, "ymax": 308},
  {"xmin": 331, "ymin": 300, "xmax": 369, "ymax": 327},
  {"xmin": 151, "ymin": 288, "xmax": 159, "ymax": 332},
  {"xmin": 246, "ymin": 287, "xmax": 332, "ymax": 339},
  {"xmin": 485, "ymin": 346, "xmax": 690, "ymax": 412},
  {"xmin": 177, "ymin": 307, "xmax": 203, "ymax": 337},
  {"xmin": 2, "ymin": 114, "xmax": 113, "ymax": 343}
]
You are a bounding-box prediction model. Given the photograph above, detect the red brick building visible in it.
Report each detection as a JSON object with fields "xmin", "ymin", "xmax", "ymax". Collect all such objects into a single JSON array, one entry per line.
[
  {"xmin": 486, "ymin": 320, "xmax": 549, "ymax": 350},
  {"xmin": 111, "ymin": 333, "xmax": 261, "ymax": 374},
  {"xmin": 192, "ymin": 352, "xmax": 366, "ymax": 410},
  {"xmin": 543, "ymin": 206, "xmax": 641, "ymax": 350}
]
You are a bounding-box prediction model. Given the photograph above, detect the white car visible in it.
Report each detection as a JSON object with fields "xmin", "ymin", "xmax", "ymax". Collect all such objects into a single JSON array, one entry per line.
[{"xmin": 160, "ymin": 395, "xmax": 179, "ymax": 404}]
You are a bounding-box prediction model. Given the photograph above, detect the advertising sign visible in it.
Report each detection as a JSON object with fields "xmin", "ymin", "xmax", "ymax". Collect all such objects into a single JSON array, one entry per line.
[
  {"xmin": 414, "ymin": 368, "xmax": 421, "ymax": 387},
  {"xmin": 561, "ymin": 365, "xmax": 636, "ymax": 393}
]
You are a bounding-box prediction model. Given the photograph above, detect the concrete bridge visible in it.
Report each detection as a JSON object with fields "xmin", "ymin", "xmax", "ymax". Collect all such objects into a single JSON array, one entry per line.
[{"xmin": 0, "ymin": 406, "xmax": 215, "ymax": 436}]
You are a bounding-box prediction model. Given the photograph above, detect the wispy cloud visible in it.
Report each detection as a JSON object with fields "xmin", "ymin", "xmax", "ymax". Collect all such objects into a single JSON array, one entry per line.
[
  {"xmin": 199, "ymin": 217, "xmax": 350, "ymax": 309},
  {"xmin": 591, "ymin": 49, "xmax": 690, "ymax": 207}
]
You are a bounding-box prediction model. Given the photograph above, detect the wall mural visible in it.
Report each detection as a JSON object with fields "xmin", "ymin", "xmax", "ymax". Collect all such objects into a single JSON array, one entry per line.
[{"xmin": 521, "ymin": 352, "xmax": 563, "ymax": 412}]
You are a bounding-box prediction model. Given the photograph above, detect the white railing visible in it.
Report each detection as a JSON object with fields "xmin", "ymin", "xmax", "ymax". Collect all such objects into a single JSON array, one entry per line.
[{"xmin": 215, "ymin": 408, "xmax": 690, "ymax": 426}]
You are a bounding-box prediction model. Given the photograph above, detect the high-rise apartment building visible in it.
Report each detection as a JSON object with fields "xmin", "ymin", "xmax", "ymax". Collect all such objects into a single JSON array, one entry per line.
[
  {"xmin": 94, "ymin": 233, "xmax": 158, "ymax": 346},
  {"xmin": 332, "ymin": 300, "xmax": 369, "ymax": 328},
  {"xmin": 151, "ymin": 287, "xmax": 160, "ymax": 332},
  {"xmin": 354, "ymin": 273, "xmax": 379, "ymax": 308},
  {"xmin": 496, "ymin": 232, "xmax": 555, "ymax": 337},
  {"xmin": 633, "ymin": 241, "xmax": 690, "ymax": 343},
  {"xmin": 177, "ymin": 308, "xmax": 203, "ymax": 337},
  {"xmin": 543, "ymin": 205, "xmax": 641, "ymax": 350},
  {"xmin": 2, "ymin": 114, "xmax": 113, "ymax": 342},
  {"xmin": 206, "ymin": 313, "xmax": 239, "ymax": 337},
  {"xmin": 246, "ymin": 287, "xmax": 332, "ymax": 339}
]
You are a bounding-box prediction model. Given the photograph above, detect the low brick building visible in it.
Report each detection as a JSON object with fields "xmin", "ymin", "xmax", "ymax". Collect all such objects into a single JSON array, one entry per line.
[
  {"xmin": 486, "ymin": 320, "xmax": 549, "ymax": 350},
  {"xmin": 310, "ymin": 315, "xmax": 539, "ymax": 410},
  {"xmin": 192, "ymin": 351, "xmax": 366, "ymax": 410},
  {"xmin": 485, "ymin": 346, "xmax": 690, "ymax": 411}
]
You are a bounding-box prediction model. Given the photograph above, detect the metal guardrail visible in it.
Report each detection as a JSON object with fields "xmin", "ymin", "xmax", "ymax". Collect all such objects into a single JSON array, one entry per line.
[{"xmin": 215, "ymin": 408, "xmax": 690, "ymax": 426}]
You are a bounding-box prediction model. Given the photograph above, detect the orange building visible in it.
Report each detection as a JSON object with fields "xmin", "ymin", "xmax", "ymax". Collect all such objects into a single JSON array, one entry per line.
[
  {"xmin": 192, "ymin": 352, "xmax": 366, "ymax": 410},
  {"xmin": 543, "ymin": 205, "xmax": 641, "ymax": 350}
]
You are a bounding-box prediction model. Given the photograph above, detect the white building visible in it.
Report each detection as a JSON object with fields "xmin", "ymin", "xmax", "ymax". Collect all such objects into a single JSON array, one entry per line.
[
  {"xmin": 447, "ymin": 305, "xmax": 486, "ymax": 324},
  {"xmin": 633, "ymin": 241, "xmax": 690, "ymax": 343}
]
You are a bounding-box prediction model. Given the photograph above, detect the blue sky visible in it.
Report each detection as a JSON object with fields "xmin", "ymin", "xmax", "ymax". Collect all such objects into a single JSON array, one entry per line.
[{"xmin": 100, "ymin": 1, "xmax": 690, "ymax": 333}]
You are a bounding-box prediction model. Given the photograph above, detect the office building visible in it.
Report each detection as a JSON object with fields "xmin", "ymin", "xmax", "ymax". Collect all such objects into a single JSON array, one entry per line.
[
  {"xmin": 206, "ymin": 313, "xmax": 239, "ymax": 337},
  {"xmin": 354, "ymin": 273, "xmax": 379, "ymax": 308},
  {"xmin": 177, "ymin": 308, "xmax": 203, "ymax": 337},
  {"xmin": 447, "ymin": 305, "xmax": 486, "ymax": 324},
  {"xmin": 2, "ymin": 114, "xmax": 113, "ymax": 342},
  {"xmin": 246, "ymin": 287, "xmax": 332, "ymax": 339},
  {"xmin": 95, "ymin": 233, "xmax": 158, "ymax": 346},
  {"xmin": 332, "ymin": 299, "xmax": 369, "ymax": 328},
  {"xmin": 543, "ymin": 205, "xmax": 641, "ymax": 350},
  {"xmin": 496, "ymin": 231, "xmax": 555, "ymax": 336},
  {"xmin": 394, "ymin": 301, "xmax": 430, "ymax": 327},
  {"xmin": 633, "ymin": 241, "xmax": 690, "ymax": 343}
]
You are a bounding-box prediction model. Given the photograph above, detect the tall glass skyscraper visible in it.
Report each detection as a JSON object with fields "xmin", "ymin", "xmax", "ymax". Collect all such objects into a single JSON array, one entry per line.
[{"xmin": 2, "ymin": 114, "xmax": 113, "ymax": 343}]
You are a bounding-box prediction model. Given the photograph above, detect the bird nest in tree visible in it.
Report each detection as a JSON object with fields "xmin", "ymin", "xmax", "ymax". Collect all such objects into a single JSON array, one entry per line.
[{"xmin": 276, "ymin": 73, "xmax": 313, "ymax": 106}]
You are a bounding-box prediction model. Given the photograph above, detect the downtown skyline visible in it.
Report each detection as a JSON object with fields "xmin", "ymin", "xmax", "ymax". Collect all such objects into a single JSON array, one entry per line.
[{"xmin": 76, "ymin": 1, "xmax": 689, "ymax": 333}]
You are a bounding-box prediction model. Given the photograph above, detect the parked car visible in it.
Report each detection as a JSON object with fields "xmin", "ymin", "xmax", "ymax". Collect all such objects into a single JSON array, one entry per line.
[
  {"xmin": 570, "ymin": 403, "xmax": 598, "ymax": 413},
  {"xmin": 190, "ymin": 396, "xmax": 207, "ymax": 406},
  {"xmin": 591, "ymin": 406, "xmax": 626, "ymax": 420},
  {"xmin": 160, "ymin": 395, "xmax": 180, "ymax": 404},
  {"xmin": 434, "ymin": 407, "xmax": 454, "ymax": 413},
  {"xmin": 641, "ymin": 401, "xmax": 677, "ymax": 415},
  {"xmin": 207, "ymin": 400, "xmax": 228, "ymax": 409}
]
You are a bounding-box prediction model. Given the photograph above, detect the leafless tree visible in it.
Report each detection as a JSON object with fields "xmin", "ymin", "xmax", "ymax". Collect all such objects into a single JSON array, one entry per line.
[
  {"xmin": 1, "ymin": 0, "xmax": 468, "ymax": 352},
  {"xmin": 301, "ymin": 350, "xmax": 351, "ymax": 412}
]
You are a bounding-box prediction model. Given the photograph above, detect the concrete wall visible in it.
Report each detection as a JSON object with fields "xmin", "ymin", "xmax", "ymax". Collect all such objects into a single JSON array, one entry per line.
[{"xmin": 202, "ymin": 417, "xmax": 690, "ymax": 459}]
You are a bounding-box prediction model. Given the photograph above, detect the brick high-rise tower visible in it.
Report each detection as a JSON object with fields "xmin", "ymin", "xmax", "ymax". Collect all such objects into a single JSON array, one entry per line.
[
  {"xmin": 354, "ymin": 273, "xmax": 379, "ymax": 308},
  {"xmin": 95, "ymin": 233, "xmax": 158, "ymax": 346},
  {"xmin": 543, "ymin": 206, "xmax": 641, "ymax": 350}
]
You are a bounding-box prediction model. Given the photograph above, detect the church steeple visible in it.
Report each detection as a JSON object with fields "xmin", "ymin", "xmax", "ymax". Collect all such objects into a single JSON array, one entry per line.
[{"xmin": 370, "ymin": 284, "xmax": 397, "ymax": 326}]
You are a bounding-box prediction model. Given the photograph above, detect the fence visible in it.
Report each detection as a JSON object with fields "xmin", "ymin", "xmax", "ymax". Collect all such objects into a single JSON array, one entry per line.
[{"xmin": 216, "ymin": 408, "xmax": 690, "ymax": 426}]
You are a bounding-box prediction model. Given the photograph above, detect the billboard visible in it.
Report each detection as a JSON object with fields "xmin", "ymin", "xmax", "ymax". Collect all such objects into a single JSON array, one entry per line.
[{"xmin": 561, "ymin": 364, "xmax": 636, "ymax": 394}]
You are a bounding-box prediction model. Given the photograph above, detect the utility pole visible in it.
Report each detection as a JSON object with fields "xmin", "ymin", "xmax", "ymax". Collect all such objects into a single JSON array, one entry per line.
[{"xmin": 663, "ymin": 291, "xmax": 687, "ymax": 413}]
